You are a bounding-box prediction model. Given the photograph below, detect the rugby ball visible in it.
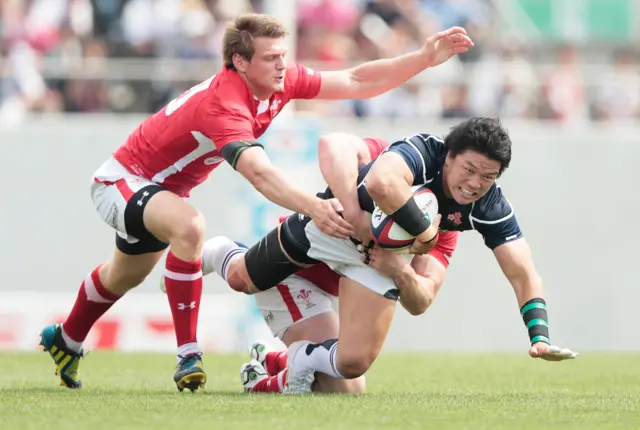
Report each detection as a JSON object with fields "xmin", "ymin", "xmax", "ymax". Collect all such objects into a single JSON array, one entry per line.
[{"xmin": 370, "ymin": 185, "xmax": 438, "ymax": 251}]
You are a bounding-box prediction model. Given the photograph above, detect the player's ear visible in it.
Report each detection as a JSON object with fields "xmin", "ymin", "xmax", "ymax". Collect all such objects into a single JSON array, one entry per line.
[
  {"xmin": 444, "ymin": 151, "xmax": 454, "ymax": 168},
  {"xmin": 233, "ymin": 54, "xmax": 249, "ymax": 73}
]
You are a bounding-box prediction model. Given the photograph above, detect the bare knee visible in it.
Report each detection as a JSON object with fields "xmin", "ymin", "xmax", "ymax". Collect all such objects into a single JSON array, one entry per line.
[
  {"xmin": 170, "ymin": 212, "xmax": 206, "ymax": 254},
  {"xmin": 336, "ymin": 349, "xmax": 377, "ymax": 379},
  {"xmin": 226, "ymin": 258, "xmax": 252, "ymax": 294},
  {"xmin": 318, "ymin": 133, "xmax": 352, "ymax": 148}
]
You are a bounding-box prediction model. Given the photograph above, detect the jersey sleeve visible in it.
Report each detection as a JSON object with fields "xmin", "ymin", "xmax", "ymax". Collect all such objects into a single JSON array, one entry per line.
[
  {"xmin": 287, "ymin": 64, "xmax": 322, "ymax": 100},
  {"xmin": 384, "ymin": 134, "xmax": 443, "ymax": 185},
  {"xmin": 198, "ymin": 100, "xmax": 256, "ymax": 150},
  {"xmin": 428, "ymin": 231, "xmax": 458, "ymax": 268},
  {"xmin": 472, "ymin": 186, "xmax": 523, "ymax": 250},
  {"xmin": 363, "ymin": 137, "xmax": 390, "ymax": 160}
]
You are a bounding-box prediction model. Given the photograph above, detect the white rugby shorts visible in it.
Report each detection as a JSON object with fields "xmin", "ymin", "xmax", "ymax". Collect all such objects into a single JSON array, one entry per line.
[{"xmin": 253, "ymin": 274, "xmax": 336, "ymax": 339}]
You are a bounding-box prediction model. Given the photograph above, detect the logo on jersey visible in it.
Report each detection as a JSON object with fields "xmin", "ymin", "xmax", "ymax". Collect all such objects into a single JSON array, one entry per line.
[
  {"xmin": 297, "ymin": 289, "xmax": 315, "ymax": 309},
  {"xmin": 448, "ymin": 212, "xmax": 463, "ymax": 226},
  {"xmin": 204, "ymin": 156, "xmax": 224, "ymax": 165},
  {"xmin": 270, "ymin": 99, "xmax": 282, "ymax": 116}
]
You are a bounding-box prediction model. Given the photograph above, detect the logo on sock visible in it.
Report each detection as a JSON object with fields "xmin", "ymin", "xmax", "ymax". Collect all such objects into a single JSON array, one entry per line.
[{"xmin": 177, "ymin": 301, "xmax": 197, "ymax": 310}]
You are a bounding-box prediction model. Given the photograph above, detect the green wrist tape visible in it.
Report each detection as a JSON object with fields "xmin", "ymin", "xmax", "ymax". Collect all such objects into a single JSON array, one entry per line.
[{"xmin": 520, "ymin": 298, "xmax": 550, "ymax": 345}]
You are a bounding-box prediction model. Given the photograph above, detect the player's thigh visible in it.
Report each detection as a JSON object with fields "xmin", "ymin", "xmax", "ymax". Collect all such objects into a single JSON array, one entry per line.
[
  {"xmin": 281, "ymin": 312, "xmax": 339, "ymax": 346},
  {"xmin": 142, "ymin": 190, "xmax": 204, "ymax": 247},
  {"xmin": 240, "ymin": 221, "xmax": 316, "ymax": 293},
  {"xmin": 253, "ymin": 275, "xmax": 335, "ymax": 341},
  {"xmin": 91, "ymin": 174, "xmax": 172, "ymax": 255},
  {"xmin": 336, "ymin": 276, "xmax": 396, "ymax": 377}
]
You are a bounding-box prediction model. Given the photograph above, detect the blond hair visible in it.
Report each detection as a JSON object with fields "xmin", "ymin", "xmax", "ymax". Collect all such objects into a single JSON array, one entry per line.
[{"xmin": 222, "ymin": 14, "xmax": 288, "ymax": 70}]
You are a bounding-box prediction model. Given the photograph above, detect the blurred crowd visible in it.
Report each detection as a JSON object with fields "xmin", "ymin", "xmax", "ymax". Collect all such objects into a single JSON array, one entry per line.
[{"xmin": 1, "ymin": 0, "xmax": 639, "ymax": 125}]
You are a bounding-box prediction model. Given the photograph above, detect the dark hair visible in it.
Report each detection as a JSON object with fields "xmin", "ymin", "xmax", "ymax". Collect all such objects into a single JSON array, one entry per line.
[{"xmin": 444, "ymin": 117, "xmax": 512, "ymax": 176}]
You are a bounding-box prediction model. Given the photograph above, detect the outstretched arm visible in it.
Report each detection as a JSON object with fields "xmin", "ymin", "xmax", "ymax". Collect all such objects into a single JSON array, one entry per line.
[
  {"xmin": 494, "ymin": 238, "xmax": 578, "ymax": 361},
  {"xmin": 230, "ymin": 144, "xmax": 354, "ymax": 239},
  {"xmin": 315, "ymin": 27, "xmax": 473, "ymax": 100}
]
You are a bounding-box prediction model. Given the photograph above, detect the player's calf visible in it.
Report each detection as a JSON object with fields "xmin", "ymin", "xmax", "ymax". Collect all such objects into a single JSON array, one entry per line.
[
  {"xmin": 137, "ymin": 191, "xmax": 209, "ymax": 387},
  {"xmin": 314, "ymin": 374, "xmax": 366, "ymax": 394}
]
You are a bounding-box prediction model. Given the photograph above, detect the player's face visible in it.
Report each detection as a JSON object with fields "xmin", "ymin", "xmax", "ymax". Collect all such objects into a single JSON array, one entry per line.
[
  {"xmin": 247, "ymin": 37, "xmax": 288, "ymax": 95},
  {"xmin": 443, "ymin": 150, "xmax": 501, "ymax": 204}
]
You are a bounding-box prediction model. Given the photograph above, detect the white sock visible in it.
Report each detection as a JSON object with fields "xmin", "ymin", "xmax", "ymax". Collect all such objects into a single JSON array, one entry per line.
[
  {"xmin": 296, "ymin": 339, "xmax": 344, "ymax": 379},
  {"xmin": 60, "ymin": 324, "xmax": 83, "ymax": 353},
  {"xmin": 201, "ymin": 236, "xmax": 247, "ymax": 279},
  {"xmin": 177, "ymin": 342, "xmax": 202, "ymax": 363}
]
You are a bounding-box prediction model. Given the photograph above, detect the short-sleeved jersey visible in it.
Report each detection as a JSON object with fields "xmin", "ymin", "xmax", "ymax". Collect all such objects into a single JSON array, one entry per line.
[
  {"xmin": 362, "ymin": 137, "xmax": 390, "ymax": 162},
  {"xmin": 113, "ymin": 64, "xmax": 321, "ymax": 197},
  {"xmin": 282, "ymin": 136, "xmax": 458, "ymax": 297},
  {"xmin": 280, "ymin": 137, "xmax": 390, "ymax": 297},
  {"xmin": 356, "ymin": 133, "xmax": 522, "ymax": 250}
]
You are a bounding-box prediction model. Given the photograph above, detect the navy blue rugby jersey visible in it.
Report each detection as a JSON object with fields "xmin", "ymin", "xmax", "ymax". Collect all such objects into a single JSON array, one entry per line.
[{"xmin": 354, "ymin": 133, "xmax": 523, "ymax": 250}]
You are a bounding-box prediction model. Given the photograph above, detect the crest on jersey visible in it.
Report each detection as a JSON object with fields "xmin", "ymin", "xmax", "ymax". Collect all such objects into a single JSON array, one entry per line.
[
  {"xmin": 448, "ymin": 212, "xmax": 463, "ymax": 226},
  {"xmin": 270, "ymin": 99, "xmax": 282, "ymax": 116}
]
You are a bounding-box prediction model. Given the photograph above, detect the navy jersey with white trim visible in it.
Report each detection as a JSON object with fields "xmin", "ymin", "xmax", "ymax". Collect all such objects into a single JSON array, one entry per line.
[{"xmin": 357, "ymin": 133, "xmax": 523, "ymax": 249}]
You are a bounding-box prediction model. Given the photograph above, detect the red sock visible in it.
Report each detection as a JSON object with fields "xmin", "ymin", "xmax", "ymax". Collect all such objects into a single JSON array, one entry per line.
[
  {"xmin": 251, "ymin": 369, "xmax": 287, "ymax": 393},
  {"xmin": 164, "ymin": 251, "xmax": 203, "ymax": 347},
  {"xmin": 264, "ymin": 351, "xmax": 288, "ymax": 376},
  {"xmin": 63, "ymin": 265, "xmax": 122, "ymax": 343}
]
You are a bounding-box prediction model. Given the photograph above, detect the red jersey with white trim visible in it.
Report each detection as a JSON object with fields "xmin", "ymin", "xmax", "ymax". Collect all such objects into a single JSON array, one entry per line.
[{"xmin": 112, "ymin": 64, "xmax": 321, "ymax": 197}]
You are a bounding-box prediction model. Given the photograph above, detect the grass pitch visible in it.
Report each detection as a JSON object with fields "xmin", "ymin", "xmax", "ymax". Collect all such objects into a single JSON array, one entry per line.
[{"xmin": 1, "ymin": 351, "xmax": 638, "ymax": 429}]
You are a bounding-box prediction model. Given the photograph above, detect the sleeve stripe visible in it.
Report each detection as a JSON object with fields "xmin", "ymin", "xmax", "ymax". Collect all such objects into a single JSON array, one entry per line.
[
  {"xmin": 470, "ymin": 210, "xmax": 515, "ymax": 225},
  {"xmin": 403, "ymin": 139, "xmax": 427, "ymax": 184}
]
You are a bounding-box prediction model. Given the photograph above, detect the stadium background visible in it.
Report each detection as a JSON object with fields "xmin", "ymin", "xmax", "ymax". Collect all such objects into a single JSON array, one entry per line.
[{"xmin": 1, "ymin": 0, "xmax": 639, "ymax": 354}]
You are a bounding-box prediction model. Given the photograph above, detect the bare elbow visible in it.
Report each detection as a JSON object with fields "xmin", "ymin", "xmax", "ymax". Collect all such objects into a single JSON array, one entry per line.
[
  {"xmin": 365, "ymin": 173, "xmax": 394, "ymax": 202},
  {"xmin": 411, "ymin": 298, "xmax": 433, "ymax": 316},
  {"xmin": 317, "ymin": 134, "xmax": 334, "ymax": 154},
  {"xmin": 403, "ymin": 293, "xmax": 434, "ymax": 316},
  {"xmin": 405, "ymin": 303, "xmax": 427, "ymax": 316}
]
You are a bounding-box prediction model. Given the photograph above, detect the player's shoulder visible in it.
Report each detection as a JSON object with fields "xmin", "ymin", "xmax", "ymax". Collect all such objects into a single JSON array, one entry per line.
[
  {"xmin": 472, "ymin": 183, "xmax": 514, "ymax": 222},
  {"xmin": 282, "ymin": 63, "xmax": 319, "ymax": 96},
  {"xmin": 386, "ymin": 132, "xmax": 447, "ymax": 170},
  {"xmin": 285, "ymin": 63, "xmax": 316, "ymax": 81},
  {"xmin": 201, "ymin": 69, "xmax": 253, "ymax": 117},
  {"xmin": 390, "ymin": 132, "xmax": 446, "ymax": 155}
]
